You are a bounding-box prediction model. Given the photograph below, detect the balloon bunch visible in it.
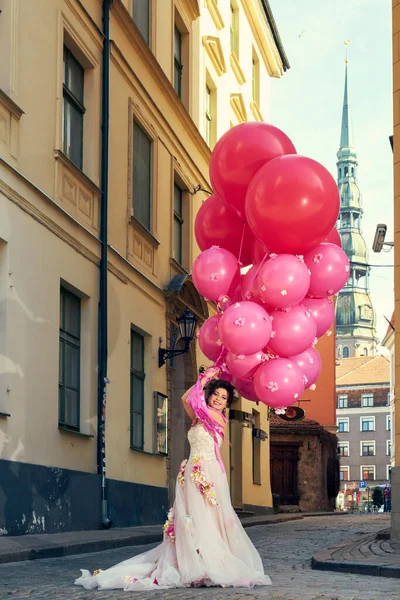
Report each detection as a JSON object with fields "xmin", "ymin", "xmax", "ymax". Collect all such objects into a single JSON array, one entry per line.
[{"xmin": 193, "ymin": 123, "xmax": 349, "ymax": 412}]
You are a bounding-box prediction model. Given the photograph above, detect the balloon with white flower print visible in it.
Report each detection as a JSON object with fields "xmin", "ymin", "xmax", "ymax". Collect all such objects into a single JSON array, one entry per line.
[
  {"xmin": 225, "ymin": 350, "xmax": 267, "ymax": 380},
  {"xmin": 301, "ymin": 297, "xmax": 335, "ymax": 337},
  {"xmin": 253, "ymin": 358, "xmax": 305, "ymax": 409},
  {"xmin": 232, "ymin": 376, "xmax": 259, "ymax": 402},
  {"xmin": 219, "ymin": 284, "xmax": 242, "ymax": 312},
  {"xmin": 267, "ymin": 305, "xmax": 317, "ymax": 358},
  {"xmin": 192, "ymin": 247, "xmax": 240, "ymax": 302},
  {"xmin": 304, "ymin": 242, "xmax": 350, "ymax": 299},
  {"xmin": 198, "ymin": 315, "xmax": 223, "ymax": 362},
  {"xmin": 218, "ymin": 301, "xmax": 272, "ymax": 356},
  {"xmin": 289, "ymin": 346, "xmax": 322, "ymax": 389},
  {"xmin": 258, "ymin": 254, "xmax": 311, "ymax": 310}
]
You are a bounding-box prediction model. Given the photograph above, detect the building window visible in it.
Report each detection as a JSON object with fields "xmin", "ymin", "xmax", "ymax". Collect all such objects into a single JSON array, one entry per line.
[
  {"xmin": 133, "ymin": 0, "xmax": 150, "ymax": 45},
  {"xmin": 337, "ymin": 418, "xmax": 349, "ymax": 433},
  {"xmin": 173, "ymin": 183, "xmax": 183, "ymax": 265},
  {"xmin": 387, "ymin": 415, "xmax": 391, "ymax": 431},
  {"xmin": 154, "ymin": 392, "xmax": 168, "ymax": 454},
  {"xmin": 230, "ymin": 2, "xmax": 238, "ymax": 55},
  {"xmin": 252, "ymin": 53, "xmax": 260, "ymax": 105},
  {"xmin": 387, "ymin": 465, "xmax": 392, "ymax": 481},
  {"xmin": 343, "ymin": 346, "xmax": 350, "ymax": 358},
  {"xmin": 63, "ymin": 47, "xmax": 85, "ymax": 169},
  {"xmin": 133, "ymin": 121, "xmax": 152, "ymax": 231},
  {"xmin": 337, "ymin": 394, "xmax": 348, "ymax": 409},
  {"xmin": 361, "ymin": 393, "xmax": 373, "ymax": 407},
  {"xmin": 252, "ymin": 410, "xmax": 261, "ymax": 485},
  {"xmin": 338, "ymin": 442, "xmax": 349, "ymax": 457},
  {"xmin": 361, "ymin": 465, "xmax": 375, "ymax": 481},
  {"xmin": 361, "ymin": 441, "xmax": 375, "ymax": 456},
  {"xmin": 361, "ymin": 417, "xmax": 375, "ymax": 432},
  {"xmin": 205, "ymin": 85, "xmax": 212, "ymax": 146},
  {"xmin": 363, "ymin": 347, "xmax": 368, "ymax": 356},
  {"xmin": 387, "ymin": 440, "xmax": 392, "ymax": 456},
  {"xmin": 174, "ymin": 25, "xmax": 182, "ymax": 98},
  {"xmin": 59, "ymin": 287, "xmax": 81, "ymax": 431},
  {"xmin": 130, "ymin": 329, "xmax": 145, "ymax": 450},
  {"xmin": 340, "ymin": 466, "xmax": 349, "ymax": 481}
]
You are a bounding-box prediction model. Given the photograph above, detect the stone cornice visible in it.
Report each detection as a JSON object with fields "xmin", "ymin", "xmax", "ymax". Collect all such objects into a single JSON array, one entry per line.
[
  {"xmin": 205, "ymin": 0, "xmax": 225, "ymax": 30},
  {"xmin": 230, "ymin": 51, "xmax": 246, "ymax": 85},
  {"xmin": 202, "ymin": 36, "xmax": 227, "ymax": 76},
  {"xmin": 175, "ymin": 0, "xmax": 200, "ymax": 22},
  {"xmin": 0, "ymin": 90, "xmax": 24, "ymax": 120}
]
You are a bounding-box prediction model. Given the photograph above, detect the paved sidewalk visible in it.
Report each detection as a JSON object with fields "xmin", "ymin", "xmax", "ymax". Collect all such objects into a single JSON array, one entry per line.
[
  {"xmin": 0, "ymin": 513, "xmax": 303, "ymax": 565},
  {"xmin": 312, "ymin": 526, "xmax": 400, "ymax": 578}
]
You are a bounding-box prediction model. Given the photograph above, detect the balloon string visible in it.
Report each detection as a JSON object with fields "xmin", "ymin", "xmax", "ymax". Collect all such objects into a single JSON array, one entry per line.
[
  {"xmin": 246, "ymin": 249, "xmax": 270, "ymax": 297},
  {"xmin": 237, "ymin": 221, "xmax": 247, "ymax": 267}
]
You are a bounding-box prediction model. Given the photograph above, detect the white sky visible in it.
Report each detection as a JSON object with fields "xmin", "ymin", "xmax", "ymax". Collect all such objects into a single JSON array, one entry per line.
[{"xmin": 269, "ymin": 0, "xmax": 394, "ymax": 341}]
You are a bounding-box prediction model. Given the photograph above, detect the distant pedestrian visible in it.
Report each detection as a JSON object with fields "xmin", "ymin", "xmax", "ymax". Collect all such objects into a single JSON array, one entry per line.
[{"xmin": 384, "ymin": 486, "xmax": 391, "ymax": 512}]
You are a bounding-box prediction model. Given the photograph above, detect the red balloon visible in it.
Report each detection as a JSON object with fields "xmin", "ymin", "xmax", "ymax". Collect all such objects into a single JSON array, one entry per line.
[
  {"xmin": 324, "ymin": 227, "xmax": 342, "ymax": 247},
  {"xmin": 210, "ymin": 123, "xmax": 296, "ymax": 218},
  {"xmin": 245, "ymin": 155, "xmax": 340, "ymax": 254},
  {"xmin": 195, "ymin": 194, "xmax": 255, "ymax": 266}
]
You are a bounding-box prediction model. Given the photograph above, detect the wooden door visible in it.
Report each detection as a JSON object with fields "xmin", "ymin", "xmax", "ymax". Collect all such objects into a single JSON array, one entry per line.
[
  {"xmin": 270, "ymin": 443, "xmax": 300, "ymax": 505},
  {"xmin": 229, "ymin": 419, "xmax": 243, "ymax": 509}
]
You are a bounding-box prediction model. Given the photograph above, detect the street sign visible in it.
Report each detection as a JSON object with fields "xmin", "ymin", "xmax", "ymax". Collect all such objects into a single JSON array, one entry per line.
[{"xmin": 360, "ymin": 480, "xmax": 367, "ymax": 489}]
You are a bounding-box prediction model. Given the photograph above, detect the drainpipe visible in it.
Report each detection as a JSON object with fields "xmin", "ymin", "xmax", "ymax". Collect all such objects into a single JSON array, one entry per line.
[{"xmin": 97, "ymin": 0, "xmax": 111, "ymax": 529}]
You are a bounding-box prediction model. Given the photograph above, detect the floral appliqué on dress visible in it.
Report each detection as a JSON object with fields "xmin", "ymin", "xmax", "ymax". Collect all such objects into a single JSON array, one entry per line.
[
  {"xmin": 190, "ymin": 454, "xmax": 217, "ymax": 506},
  {"xmin": 163, "ymin": 508, "xmax": 175, "ymax": 542},
  {"xmin": 177, "ymin": 459, "xmax": 187, "ymax": 487}
]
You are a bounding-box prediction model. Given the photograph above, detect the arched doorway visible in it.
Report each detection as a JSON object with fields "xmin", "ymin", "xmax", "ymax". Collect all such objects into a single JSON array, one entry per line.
[{"xmin": 164, "ymin": 276, "xmax": 208, "ymax": 503}]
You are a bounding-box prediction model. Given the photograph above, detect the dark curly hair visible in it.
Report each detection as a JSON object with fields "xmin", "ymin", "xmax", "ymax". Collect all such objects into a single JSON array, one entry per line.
[{"xmin": 204, "ymin": 379, "xmax": 235, "ymax": 409}]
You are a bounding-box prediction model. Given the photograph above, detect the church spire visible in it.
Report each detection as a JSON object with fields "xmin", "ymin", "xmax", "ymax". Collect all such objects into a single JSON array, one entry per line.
[{"xmin": 339, "ymin": 62, "xmax": 355, "ymax": 151}]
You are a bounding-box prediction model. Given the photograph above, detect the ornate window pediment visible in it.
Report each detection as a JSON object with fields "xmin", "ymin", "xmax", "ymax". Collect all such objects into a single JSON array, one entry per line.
[
  {"xmin": 202, "ymin": 36, "xmax": 226, "ymax": 76},
  {"xmin": 230, "ymin": 93, "xmax": 248, "ymax": 123}
]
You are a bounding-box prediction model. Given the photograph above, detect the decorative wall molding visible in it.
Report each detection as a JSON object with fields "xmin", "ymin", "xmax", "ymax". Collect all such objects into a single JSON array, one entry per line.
[
  {"xmin": 230, "ymin": 93, "xmax": 248, "ymax": 123},
  {"xmin": 230, "ymin": 51, "xmax": 246, "ymax": 85},
  {"xmin": 250, "ymin": 100, "xmax": 263, "ymax": 122},
  {"xmin": 175, "ymin": 0, "xmax": 201, "ymax": 22},
  {"xmin": 202, "ymin": 36, "xmax": 227, "ymax": 76},
  {"xmin": 205, "ymin": 0, "xmax": 225, "ymax": 30}
]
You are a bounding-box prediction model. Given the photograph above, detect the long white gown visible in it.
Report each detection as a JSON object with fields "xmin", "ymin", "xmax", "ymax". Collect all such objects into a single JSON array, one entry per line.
[{"xmin": 75, "ymin": 423, "xmax": 271, "ymax": 591}]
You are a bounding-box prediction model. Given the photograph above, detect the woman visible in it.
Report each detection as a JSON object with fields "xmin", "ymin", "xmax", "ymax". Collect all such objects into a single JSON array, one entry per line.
[{"xmin": 75, "ymin": 369, "xmax": 271, "ymax": 591}]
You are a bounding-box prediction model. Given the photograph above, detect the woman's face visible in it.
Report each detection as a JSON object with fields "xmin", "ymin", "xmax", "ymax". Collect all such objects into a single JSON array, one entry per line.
[{"xmin": 208, "ymin": 387, "xmax": 229, "ymax": 412}]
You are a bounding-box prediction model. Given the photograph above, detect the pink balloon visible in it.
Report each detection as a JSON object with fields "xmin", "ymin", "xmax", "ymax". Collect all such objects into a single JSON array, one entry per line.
[
  {"xmin": 267, "ymin": 306, "xmax": 318, "ymax": 358},
  {"xmin": 192, "ymin": 247, "xmax": 240, "ymax": 302},
  {"xmin": 245, "ymin": 155, "xmax": 340, "ymax": 254},
  {"xmin": 258, "ymin": 254, "xmax": 310, "ymax": 309},
  {"xmin": 251, "ymin": 238, "xmax": 270, "ymax": 265},
  {"xmin": 304, "ymin": 243, "xmax": 350, "ymax": 299},
  {"xmin": 241, "ymin": 264, "xmax": 261, "ymax": 302},
  {"xmin": 198, "ymin": 315, "xmax": 222, "ymax": 362},
  {"xmin": 219, "ymin": 284, "xmax": 242, "ymax": 312},
  {"xmin": 290, "ymin": 347, "xmax": 322, "ymax": 388},
  {"xmin": 301, "ymin": 297, "xmax": 335, "ymax": 337},
  {"xmin": 226, "ymin": 350, "xmax": 267, "ymax": 380},
  {"xmin": 195, "ymin": 194, "xmax": 255, "ymax": 266},
  {"xmin": 253, "ymin": 358, "xmax": 305, "ymax": 409},
  {"xmin": 233, "ymin": 376, "xmax": 259, "ymax": 402},
  {"xmin": 218, "ymin": 301, "xmax": 272, "ymax": 355},
  {"xmin": 324, "ymin": 227, "xmax": 342, "ymax": 248},
  {"xmin": 210, "ymin": 122, "xmax": 296, "ymax": 218}
]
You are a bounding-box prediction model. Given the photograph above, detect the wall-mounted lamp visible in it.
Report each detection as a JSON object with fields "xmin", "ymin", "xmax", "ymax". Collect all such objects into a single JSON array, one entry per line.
[{"xmin": 158, "ymin": 308, "xmax": 198, "ymax": 367}]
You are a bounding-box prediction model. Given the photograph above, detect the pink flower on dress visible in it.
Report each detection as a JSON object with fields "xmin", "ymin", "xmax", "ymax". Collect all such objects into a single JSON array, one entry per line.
[
  {"xmin": 192, "ymin": 464, "xmax": 201, "ymax": 473},
  {"xmin": 124, "ymin": 576, "xmax": 138, "ymax": 584},
  {"xmin": 268, "ymin": 381, "xmax": 279, "ymax": 392},
  {"xmin": 210, "ymin": 272, "xmax": 220, "ymax": 281},
  {"xmin": 234, "ymin": 317, "xmax": 246, "ymax": 327},
  {"xmin": 93, "ymin": 569, "xmax": 103, "ymax": 576},
  {"xmin": 313, "ymin": 253, "xmax": 323, "ymax": 263}
]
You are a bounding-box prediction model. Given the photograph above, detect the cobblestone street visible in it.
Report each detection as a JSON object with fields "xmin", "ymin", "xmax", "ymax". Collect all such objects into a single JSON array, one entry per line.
[{"xmin": 0, "ymin": 515, "xmax": 396, "ymax": 600}]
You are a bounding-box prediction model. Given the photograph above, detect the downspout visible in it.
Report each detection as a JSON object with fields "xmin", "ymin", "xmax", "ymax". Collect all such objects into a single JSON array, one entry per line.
[{"xmin": 97, "ymin": 0, "xmax": 111, "ymax": 529}]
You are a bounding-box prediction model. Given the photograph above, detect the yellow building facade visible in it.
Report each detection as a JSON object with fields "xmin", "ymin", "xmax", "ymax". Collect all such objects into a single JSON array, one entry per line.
[
  {"xmin": 392, "ymin": 0, "xmax": 400, "ymax": 542},
  {"xmin": 0, "ymin": 0, "xmax": 288, "ymax": 534}
]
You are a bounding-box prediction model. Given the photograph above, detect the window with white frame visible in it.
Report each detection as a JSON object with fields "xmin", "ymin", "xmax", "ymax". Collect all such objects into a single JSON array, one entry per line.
[
  {"xmin": 337, "ymin": 394, "xmax": 348, "ymax": 409},
  {"xmin": 361, "ymin": 465, "xmax": 375, "ymax": 481},
  {"xmin": 361, "ymin": 393, "xmax": 373, "ymax": 407},
  {"xmin": 361, "ymin": 416, "xmax": 375, "ymax": 432},
  {"xmin": 387, "ymin": 440, "xmax": 392, "ymax": 456},
  {"xmin": 361, "ymin": 441, "xmax": 375, "ymax": 456},
  {"xmin": 340, "ymin": 466, "xmax": 349, "ymax": 481},
  {"xmin": 337, "ymin": 418, "xmax": 349, "ymax": 433},
  {"xmin": 387, "ymin": 415, "xmax": 391, "ymax": 431},
  {"xmin": 338, "ymin": 442, "xmax": 349, "ymax": 457}
]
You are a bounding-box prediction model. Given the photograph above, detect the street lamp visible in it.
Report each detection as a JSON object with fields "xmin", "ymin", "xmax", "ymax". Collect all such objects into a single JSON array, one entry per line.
[
  {"xmin": 158, "ymin": 308, "xmax": 198, "ymax": 367},
  {"xmin": 372, "ymin": 224, "xmax": 393, "ymax": 253}
]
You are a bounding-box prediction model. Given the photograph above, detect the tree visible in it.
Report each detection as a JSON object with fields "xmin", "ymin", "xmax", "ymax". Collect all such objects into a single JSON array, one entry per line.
[{"xmin": 372, "ymin": 486, "xmax": 383, "ymax": 508}]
